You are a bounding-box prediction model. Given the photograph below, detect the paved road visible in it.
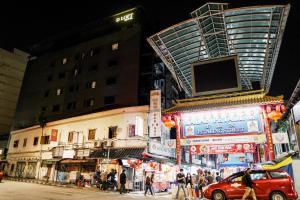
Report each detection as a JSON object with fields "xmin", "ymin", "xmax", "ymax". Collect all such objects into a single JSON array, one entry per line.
[{"xmin": 0, "ymin": 181, "xmax": 172, "ymax": 200}]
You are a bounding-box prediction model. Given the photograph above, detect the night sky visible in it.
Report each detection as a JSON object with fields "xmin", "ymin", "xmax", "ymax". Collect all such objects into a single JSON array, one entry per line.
[{"xmin": 1, "ymin": 0, "xmax": 299, "ymax": 100}]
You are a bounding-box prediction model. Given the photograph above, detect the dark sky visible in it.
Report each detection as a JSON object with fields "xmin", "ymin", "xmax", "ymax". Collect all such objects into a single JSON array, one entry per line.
[{"xmin": 1, "ymin": 0, "xmax": 299, "ymax": 100}]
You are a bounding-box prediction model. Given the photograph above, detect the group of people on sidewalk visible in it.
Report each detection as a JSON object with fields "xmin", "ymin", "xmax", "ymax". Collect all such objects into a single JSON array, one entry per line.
[
  {"xmin": 174, "ymin": 168, "xmax": 257, "ymax": 200},
  {"xmin": 175, "ymin": 168, "xmax": 221, "ymax": 199}
]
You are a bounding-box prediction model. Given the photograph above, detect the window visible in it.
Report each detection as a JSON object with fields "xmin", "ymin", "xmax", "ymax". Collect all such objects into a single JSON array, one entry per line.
[
  {"xmin": 62, "ymin": 58, "xmax": 67, "ymax": 64},
  {"xmin": 108, "ymin": 126, "xmax": 117, "ymax": 139},
  {"xmin": 112, "ymin": 42, "xmax": 119, "ymax": 51},
  {"xmin": 269, "ymin": 171, "xmax": 288, "ymax": 179},
  {"xmin": 88, "ymin": 129, "xmax": 96, "ymax": 140},
  {"xmin": 69, "ymin": 84, "xmax": 79, "ymax": 92},
  {"xmin": 106, "ymin": 77, "xmax": 117, "ymax": 85},
  {"xmin": 33, "ymin": 137, "xmax": 39, "ymax": 146},
  {"xmin": 84, "ymin": 98, "xmax": 95, "ymax": 107},
  {"xmin": 10, "ymin": 164, "xmax": 15, "ymax": 172},
  {"xmin": 44, "ymin": 90, "xmax": 50, "ymax": 98},
  {"xmin": 108, "ymin": 59, "xmax": 119, "ymax": 67},
  {"xmin": 104, "ymin": 96, "xmax": 115, "ymax": 105},
  {"xmin": 41, "ymin": 136, "xmax": 50, "ymax": 145},
  {"xmin": 52, "ymin": 104, "xmax": 60, "ymax": 112},
  {"xmin": 56, "ymin": 88, "xmax": 63, "ymax": 95},
  {"xmin": 88, "ymin": 64, "xmax": 98, "ymax": 71},
  {"xmin": 41, "ymin": 106, "xmax": 47, "ymax": 112},
  {"xmin": 47, "ymin": 75, "xmax": 53, "ymax": 82},
  {"xmin": 128, "ymin": 124, "xmax": 135, "ymax": 137},
  {"xmin": 67, "ymin": 101, "xmax": 76, "ymax": 110},
  {"xmin": 73, "ymin": 68, "xmax": 80, "ymax": 77},
  {"xmin": 250, "ymin": 172, "xmax": 268, "ymax": 180},
  {"xmin": 68, "ymin": 132, "xmax": 73, "ymax": 142},
  {"xmin": 13, "ymin": 140, "xmax": 19, "ymax": 148},
  {"xmin": 86, "ymin": 81, "xmax": 96, "ymax": 89},
  {"xmin": 23, "ymin": 138, "xmax": 27, "ymax": 147},
  {"xmin": 58, "ymin": 72, "xmax": 66, "ymax": 79}
]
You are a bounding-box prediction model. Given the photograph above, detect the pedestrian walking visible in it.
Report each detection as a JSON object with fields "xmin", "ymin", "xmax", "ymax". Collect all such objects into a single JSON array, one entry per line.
[
  {"xmin": 215, "ymin": 172, "xmax": 222, "ymax": 182},
  {"xmin": 175, "ymin": 169, "xmax": 187, "ymax": 199},
  {"xmin": 241, "ymin": 168, "xmax": 257, "ymax": 200},
  {"xmin": 150, "ymin": 173, "xmax": 155, "ymax": 195},
  {"xmin": 119, "ymin": 170, "xmax": 126, "ymax": 194},
  {"xmin": 198, "ymin": 172, "xmax": 205, "ymax": 198},
  {"xmin": 144, "ymin": 176, "xmax": 154, "ymax": 196},
  {"xmin": 185, "ymin": 173, "xmax": 193, "ymax": 199},
  {"xmin": 206, "ymin": 171, "xmax": 214, "ymax": 185}
]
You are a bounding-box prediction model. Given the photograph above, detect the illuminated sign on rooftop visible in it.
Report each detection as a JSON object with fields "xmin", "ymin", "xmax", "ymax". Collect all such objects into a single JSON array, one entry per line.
[{"xmin": 115, "ymin": 13, "xmax": 134, "ymax": 23}]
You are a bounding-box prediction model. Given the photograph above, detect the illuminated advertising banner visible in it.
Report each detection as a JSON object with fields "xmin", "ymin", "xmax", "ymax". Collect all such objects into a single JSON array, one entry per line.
[
  {"xmin": 189, "ymin": 143, "xmax": 256, "ymax": 154},
  {"xmin": 181, "ymin": 106, "xmax": 262, "ymax": 136}
]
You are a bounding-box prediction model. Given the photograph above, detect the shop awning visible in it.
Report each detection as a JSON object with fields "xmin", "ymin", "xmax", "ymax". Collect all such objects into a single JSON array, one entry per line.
[
  {"xmin": 89, "ymin": 148, "xmax": 145, "ymax": 159},
  {"xmin": 60, "ymin": 159, "xmax": 96, "ymax": 164},
  {"xmin": 142, "ymin": 152, "xmax": 170, "ymax": 162}
]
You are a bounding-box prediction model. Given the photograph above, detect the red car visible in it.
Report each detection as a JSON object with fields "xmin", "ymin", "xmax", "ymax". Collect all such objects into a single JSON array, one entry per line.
[
  {"xmin": 203, "ymin": 170, "xmax": 298, "ymax": 200},
  {"xmin": 0, "ymin": 170, "xmax": 3, "ymax": 182}
]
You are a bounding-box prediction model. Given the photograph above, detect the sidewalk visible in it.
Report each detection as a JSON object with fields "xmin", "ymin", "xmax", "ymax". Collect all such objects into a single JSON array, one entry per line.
[{"xmin": 3, "ymin": 177, "xmax": 93, "ymax": 189}]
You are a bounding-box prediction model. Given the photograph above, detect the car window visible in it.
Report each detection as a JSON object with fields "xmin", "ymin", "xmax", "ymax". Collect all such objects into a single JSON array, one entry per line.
[
  {"xmin": 269, "ymin": 171, "xmax": 288, "ymax": 179},
  {"xmin": 230, "ymin": 175, "xmax": 243, "ymax": 182},
  {"xmin": 250, "ymin": 172, "xmax": 268, "ymax": 180}
]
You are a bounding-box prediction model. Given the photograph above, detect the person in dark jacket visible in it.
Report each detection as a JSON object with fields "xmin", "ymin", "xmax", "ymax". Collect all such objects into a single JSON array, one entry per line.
[
  {"xmin": 206, "ymin": 171, "xmax": 214, "ymax": 185},
  {"xmin": 242, "ymin": 168, "xmax": 257, "ymax": 200},
  {"xmin": 215, "ymin": 172, "xmax": 222, "ymax": 182},
  {"xmin": 145, "ymin": 176, "xmax": 154, "ymax": 196},
  {"xmin": 119, "ymin": 170, "xmax": 126, "ymax": 194}
]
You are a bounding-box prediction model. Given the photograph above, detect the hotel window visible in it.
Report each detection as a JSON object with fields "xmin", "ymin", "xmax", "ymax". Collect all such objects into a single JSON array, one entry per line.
[
  {"xmin": 108, "ymin": 59, "xmax": 119, "ymax": 67},
  {"xmin": 58, "ymin": 72, "xmax": 66, "ymax": 79},
  {"xmin": 88, "ymin": 129, "xmax": 96, "ymax": 140},
  {"xmin": 88, "ymin": 64, "xmax": 98, "ymax": 71},
  {"xmin": 47, "ymin": 75, "xmax": 53, "ymax": 82},
  {"xmin": 52, "ymin": 104, "xmax": 60, "ymax": 112},
  {"xmin": 108, "ymin": 126, "xmax": 117, "ymax": 139},
  {"xmin": 68, "ymin": 132, "xmax": 73, "ymax": 142},
  {"xmin": 112, "ymin": 42, "xmax": 119, "ymax": 51},
  {"xmin": 23, "ymin": 138, "xmax": 27, "ymax": 147},
  {"xmin": 86, "ymin": 81, "xmax": 96, "ymax": 89},
  {"xmin": 44, "ymin": 90, "xmax": 50, "ymax": 98},
  {"xmin": 67, "ymin": 101, "xmax": 76, "ymax": 110},
  {"xmin": 13, "ymin": 140, "xmax": 19, "ymax": 148},
  {"xmin": 56, "ymin": 88, "xmax": 63, "ymax": 95},
  {"xmin": 84, "ymin": 98, "xmax": 95, "ymax": 107},
  {"xmin": 69, "ymin": 84, "xmax": 79, "ymax": 92},
  {"xmin": 104, "ymin": 96, "xmax": 115, "ymax": 105},
  {"xmin": 33, "ymin": 137, "xmax": 39, "ymax": 146},
  {"xmin": 106, "ymin": 77, "xmax": 117, "ymax": 85},
  {"xmin": 62, "ymin": 58, "xmax": 68, "ymax": 64}
]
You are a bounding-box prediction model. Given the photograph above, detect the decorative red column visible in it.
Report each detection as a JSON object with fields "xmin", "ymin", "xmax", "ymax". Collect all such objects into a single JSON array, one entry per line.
[
  {"xmin": 175, "ymin": 113, "xmax": 181, "ymax": 166},
  {"xmin": 262, "ymin": 106, "xmax": 275, "ymax": 160}
]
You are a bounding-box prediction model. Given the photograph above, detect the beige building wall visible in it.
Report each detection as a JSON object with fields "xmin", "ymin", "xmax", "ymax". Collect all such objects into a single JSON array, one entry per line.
[
  {"xmin": 0, "ymin": 48, "xmax": 29, "ymax": 148},
  {"xmin": 6, "ymin": 105, "xmax": 149, "ymax": 179}
]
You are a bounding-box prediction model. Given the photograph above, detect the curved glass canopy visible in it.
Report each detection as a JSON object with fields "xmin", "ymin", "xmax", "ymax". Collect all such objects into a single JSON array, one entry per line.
[{"xmin": 147, "ymin": 3, "xmax": 290, "ymax": 96}]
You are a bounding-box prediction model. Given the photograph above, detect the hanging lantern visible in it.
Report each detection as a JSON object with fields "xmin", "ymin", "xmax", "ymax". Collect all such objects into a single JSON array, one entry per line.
[
  {"xmin": 266, "ymin": 106, "xmax": 272, "ymax": 113},
  {"xmin": 268, "ymin": 110, "xmax": 282, "ymax": 122},
  {"xmin": 276, "ymin": 105, "xmax": 281, "ymax": 112},
  {"xmin": 127, "ymin": 159, "xmax": 131, "ymax": 165},
  {"xmin": 281, "ymin": 105, "xmax": 287, "ymax": 113}
]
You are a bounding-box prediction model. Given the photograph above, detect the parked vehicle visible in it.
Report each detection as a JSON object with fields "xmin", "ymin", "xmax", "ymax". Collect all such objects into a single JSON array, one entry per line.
[
  {"xmin": 203, "ymin": 169, "xmax": 298, "ymax": 200},
  {"xmin": 0, "ymin": 170, "xmax": 3, "ymax": 182}
]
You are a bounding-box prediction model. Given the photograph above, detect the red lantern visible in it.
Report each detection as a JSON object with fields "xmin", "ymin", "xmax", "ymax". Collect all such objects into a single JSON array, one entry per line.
[
  {"xmin": 281, "ymin": 105, "xmax": 286, "ymax": 113},
  {"xmin": 127, "ymin": 159, "xmax": 131, "ymax": 164},
  {"xmin": 276, "ymin": 105, "xmax": 281, "ymax": 112},
  {"xmin": 266, "ymin": 106, "xmax": 272, "ymax": 113}
]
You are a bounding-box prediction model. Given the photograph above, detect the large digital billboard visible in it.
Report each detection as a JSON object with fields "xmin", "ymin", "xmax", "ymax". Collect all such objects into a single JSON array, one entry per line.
[
  {"xmin": 181, "ymin": 106, "xmax": 262, "ymax": 137},
  {"xmin": 191, "ymin": 55, "xmax": 241, "ymax": 96}
]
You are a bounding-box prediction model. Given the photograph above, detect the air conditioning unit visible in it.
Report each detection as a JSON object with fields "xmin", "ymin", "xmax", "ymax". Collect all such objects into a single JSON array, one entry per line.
[
  {"xmin": 94, "ymin": 141, "xmax": 104, "ymax": 148},
  {"xmin": 104, "ymin": 140, "xmax": 112, "ymax": 147}
]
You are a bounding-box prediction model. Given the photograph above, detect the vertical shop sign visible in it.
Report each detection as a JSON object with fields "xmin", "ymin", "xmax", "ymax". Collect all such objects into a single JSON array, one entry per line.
[{"xmin": 149, "ymin": 90, "xmax": 161, "ymax": 137}]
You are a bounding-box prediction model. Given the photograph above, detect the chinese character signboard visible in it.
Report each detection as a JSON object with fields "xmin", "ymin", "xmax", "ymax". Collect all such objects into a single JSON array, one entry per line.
[
  {"xmin": 51, "ymin": 129, "xmax": 58, "ymax": 142},
  {"xmin": 149, "ymin": 90, "xmax": 161, "ymax": 137},
  {"xmin": 181, "ymin": 106, "xmax": 262, "ymax": 136},
  {"xmin": 189, "ymin": 143, "xmax": 256, "ymax": 155},
  {"xmin": 149, "ymin": 140, "xmax": 176, "ymax": 158}
]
